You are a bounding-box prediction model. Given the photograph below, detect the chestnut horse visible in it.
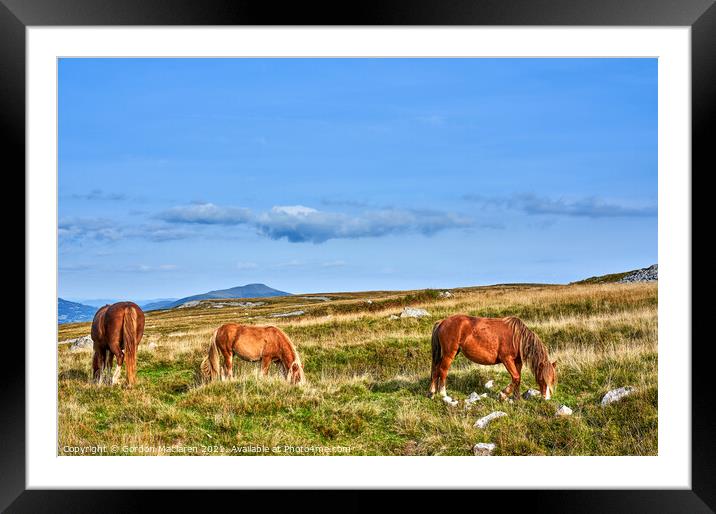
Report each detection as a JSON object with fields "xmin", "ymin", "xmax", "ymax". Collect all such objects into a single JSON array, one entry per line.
[
  {"xmin": 200, "ymin": 323, "xmax": 305, "ymax": 385},
  {"xmin": 429, "ymin": 315, "xmax": 557, "ymax": 400},
  {"xmin": 91, "ymin": 301, "xmax": 145, "ymax": 386}
]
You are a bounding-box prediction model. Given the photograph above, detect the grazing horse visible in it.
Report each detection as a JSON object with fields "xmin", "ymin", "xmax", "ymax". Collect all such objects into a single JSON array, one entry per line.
[
  {"xmin": 91, "ymin": 301, "xmax": 145, "ymax": 386},
  {"xmin": 429, "ymin": 315, "xmax": 557, "ymax": 400},
  {"xmin": 200, "ymin": 323, "xmax": 305, "ymax": 385}
]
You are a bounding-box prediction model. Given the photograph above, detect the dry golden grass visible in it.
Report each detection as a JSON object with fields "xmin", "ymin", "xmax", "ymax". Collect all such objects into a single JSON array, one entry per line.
[{"xmin": 58, "ymin": 282, "xmax": 657, "ymax": 456}]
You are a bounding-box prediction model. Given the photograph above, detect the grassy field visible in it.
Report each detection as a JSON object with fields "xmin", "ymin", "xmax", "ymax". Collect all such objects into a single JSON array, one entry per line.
[{"xmin": 57, "ymin": 281, "xmax": 657, "ymax": 456}]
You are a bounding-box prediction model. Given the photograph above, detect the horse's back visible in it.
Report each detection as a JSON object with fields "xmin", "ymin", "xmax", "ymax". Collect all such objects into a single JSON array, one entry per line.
[
  {"xmin": 93, "ymin": 302, "xmax": 144, "ymax": 345},
  {"xmin": 437, "ymin": 314, "xmax": 516, "ymax": 364},
  {"xmin": 217, "ymin": 323, "xmax": 290, "ymax": 361},
  {"xmin": 91, "ymin": 304, "xmax": 109, "ymax": 346}
]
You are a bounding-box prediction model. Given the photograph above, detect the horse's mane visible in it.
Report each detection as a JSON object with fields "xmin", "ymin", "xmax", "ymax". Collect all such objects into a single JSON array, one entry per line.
[
  {"xmin": 504, "ymin": 316, "xmax": 551, "ymax": 382},
  {"xmin": 273, "ymin": 327, "xmax": 304, "ymax": 382}
]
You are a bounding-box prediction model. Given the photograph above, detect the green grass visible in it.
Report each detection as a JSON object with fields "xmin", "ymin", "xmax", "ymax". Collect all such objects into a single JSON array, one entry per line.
[{"xmin": 58, "ymin": 282, "xmax": 657, "ymax": 456}]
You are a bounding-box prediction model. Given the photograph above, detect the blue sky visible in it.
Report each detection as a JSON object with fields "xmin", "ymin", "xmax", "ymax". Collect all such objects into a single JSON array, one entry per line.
[{"xmin": 58, "ymin": 58, "xmax": 657, "ymax": 302}]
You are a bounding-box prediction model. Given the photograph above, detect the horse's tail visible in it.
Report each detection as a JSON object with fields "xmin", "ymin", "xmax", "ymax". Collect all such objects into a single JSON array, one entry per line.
[
  {"xmin": 431, "ymin": 320, "xmax": 443, "ymax": 372},
  {"xmin": 122, "ymin": 306, "xmax": 139, "ymax": 386},
  {"xmin": 200, "ymin": 329, "xmax": 221, "ymax": 382}
]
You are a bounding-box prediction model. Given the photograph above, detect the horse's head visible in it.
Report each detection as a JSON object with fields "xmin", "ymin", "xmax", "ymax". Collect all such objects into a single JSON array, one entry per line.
[
  {"xmin": 287, "ymin": 360, "xmax": 305, "ymax": 385},
  {"xmin": 538, "ymin": 360, "xmax": 558, "ymax": 400}
]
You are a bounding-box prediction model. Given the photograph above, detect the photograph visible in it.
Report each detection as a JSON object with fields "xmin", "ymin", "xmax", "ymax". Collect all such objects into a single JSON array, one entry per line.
[{"xmin": 57, "ymin": 57, "xmax": 658, "ymax": 457}]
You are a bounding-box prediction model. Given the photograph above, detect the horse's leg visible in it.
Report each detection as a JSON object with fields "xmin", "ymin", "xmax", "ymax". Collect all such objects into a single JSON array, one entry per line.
[
  {"xmin": 514, "ymin": 359, "xmax": 523, "ymax": 399},
  {"xmin": 437, "ymin": 348, "xmax": 458, "ymax": 398},
  {"xmin": 260, "ymin": 356, "xmax": 272, "ymax": 377},
  {"xmin": 500, "ymin": 357, "xmax": 521, "ymax": 401},
  {"xmin": 102, "ymin": 349, "xmax": 111, "ymax": 385},
  {"xmin": 428, "ymin": 361, "xmax": 440, "ymax": 398},
  {"xmin": 222, "ymin": 350, "xmax": 233, "ymax": 381},
  {"xmin": 92, "ymin": 350, "xmax": 105, "ymax": 384},
  {"xmin": 108, "ymin": 352, "xmax": 122, "ymax": 385}
]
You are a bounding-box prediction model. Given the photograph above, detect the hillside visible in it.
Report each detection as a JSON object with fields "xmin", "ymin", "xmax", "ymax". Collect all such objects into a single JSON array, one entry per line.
[
  {"xmin": 58, "ymin": 282, "xmax": 657, "ymax": 456},
  {"xmin": 58, "ymin": 298, "xmax": 97, "ymax": 324},
  {"xmin": 572, "ymin": 264, "xmax": 658, "ymax": 285},
  {"xmin": 141, "ymin": 298, "xmax": 180, "ymax": 311},
  {"xmin": 157, "ymin": 283, "xmax": 291, "ymax": 310}
]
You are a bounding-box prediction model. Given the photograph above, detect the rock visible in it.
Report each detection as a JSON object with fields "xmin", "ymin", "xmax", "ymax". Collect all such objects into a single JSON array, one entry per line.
[
  {"xmin": 472, "ymin": 443, "xmax": 496, "ymax": 456},
  {"xmin": 522, "ymin": 388, "xmax": 541, "ymax": 400},
  {"xmin": 236, "ymin": 301, "xmax": 265, "ymax": 308},
  {"xmin": 62, "ymin": 335, "xmax": 93, "ymax": 352},
  {"xmin": 388, "ymin": 314, "xmax": 399, "ymax": 320},
  {"xmin": 441, "ymin": 395, "xmax": 458, "ymax": 407},
  {"xmin": 555, "ymin": 405, "xmax": 573, "ymax": 417},
  {"xmin": 400, "ymin": 307, "xmax": 429, "ymax": 318},
  {"xmin": 464, "ymin": 392, "xmax": 489, "ymax": 409},
  {"xmin": 439, "ymin": 291, "xmax": 453, "ymax": 298},
  {"xmin": 474, "ymin": 411, "xmax": 507, "ymax": 429},
  {"xmin": 145, "ymin": 342, "xmax": 158, "ymax": 350},
  {"xmin": 271, "ymin": 310, "xmax": 305, "ymax": 318},
  {"xmin": 619, "ymin": 264, "xmax": 657, "ymax": 283},
  {"xmin": 365, "ymin": 300, "xmax": 373, "ymax": 304},
  {"xmin": 601, "ymin": 386, "xmax": 635, "ymax": 406},
  {"xmin": 484, "ymin": 380, "xmax": 495, "ymax": 390},
  {"xmin": 177, "ymin": 300, "xmax": 201, "ymax": 309}
]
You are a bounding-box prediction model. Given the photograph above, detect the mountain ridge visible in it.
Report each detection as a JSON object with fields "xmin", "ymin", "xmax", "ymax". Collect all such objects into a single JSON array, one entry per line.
[
  {"xmin": 58, "ymin": 298, "xmax": 97, "ymax": 324},
  {"xmin": 147, "ymin": 283, "xmax": 291, "ymax": 311}
]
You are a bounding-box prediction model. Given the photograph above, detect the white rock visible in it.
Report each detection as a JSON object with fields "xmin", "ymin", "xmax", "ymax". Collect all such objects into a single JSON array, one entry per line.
[
  {"xmin": 439, "ymin": 291, "xmax": 453, "ymax": 298},
  {"xmin": 464, "ymin": 392, "xmax": 488, "ymax": 408},
  {"xmin": 442, "ymin": 396, "xmax": 458, "ymax": 407},
  {"xmin": 62, "ymin": 335, "xmax": 93, "ymax": 352},
  {"xmin": 619, "ymin": 264, "xmax": 658, "ymax": 283},
  {"xmin": 177, "ymin": 300, "xmax": 201, "ymax": 309},
  {"xmin": 400, "ymin": 307, "xmax": 429, "ymax": 318},
  {"xmin": 388, "ymin": 314, "xmax": 400, "ymax": 320},
  {"xmin": 472, "ymin": 443, "xmax": 496, "ymax": 456},
  {"xmin": 474, "ymin": 411, "xmax": 507, "ymax": 429},
  {"xmin": 601, "ymin": 386, "xmax": 635, "ymax": 406},
  {"xmin": 271, "ymin": 310, "xmax": 305, "ymax": 318},
  {"xmin": 484, "ymin": 380, "xmax": 494, "ymax": 390},
  {"xmin": 555, "ymin": 405, "xmax": 573, "ymax": 417},
  {"xmin": 146, "ymin": 342, "xmax": 158, "ymax": 350},
  {"xmin": 522, "ymin": 388, "xmax": 541, "ymax": 400}
]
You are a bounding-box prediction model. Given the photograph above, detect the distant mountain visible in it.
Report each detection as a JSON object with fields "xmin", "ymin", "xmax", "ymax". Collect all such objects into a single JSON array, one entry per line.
[
  {"xmin": 58, "ymin": 298, "xmax": 97, "ymax": 324},
  {"xmin": 164, "ymin": 283, "xmax": 290, "ymax": 310},
  {"xmin": 141, "ymin": 298, "xmax": 179, "ymax": 311},
  {"xmin": 68, "ymin": 298, "xmax": 119, "ymax": 308}
]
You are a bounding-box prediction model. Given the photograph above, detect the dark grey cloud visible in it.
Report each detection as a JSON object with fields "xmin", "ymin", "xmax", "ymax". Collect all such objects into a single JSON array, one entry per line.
[
  {"xmin": 253, "ymin": 205, "xmax": 473, "ymax": 243},
  {"xmin": 158, "ymin": 203, "xmax": 475, "ymax": 244},
  {"xmin": 63, "ymin": 202, "xmax": 481, "ymax": 246},
  {"xmin": 465, "ymin": 193, "xmax": 656, "ymax": 219}
]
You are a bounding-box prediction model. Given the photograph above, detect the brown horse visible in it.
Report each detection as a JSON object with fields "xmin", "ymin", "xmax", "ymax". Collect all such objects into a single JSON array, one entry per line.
[
  {"xmin": 200, "ymin": 323, "xmax": 305, "ymax": 385},
  {"xmin": 91, "ymin": 301, "xmax": 145, "ymax": 386},
  {"xmin": 429, "ymin": 315, "xmax": 557, "ymax": 400}
]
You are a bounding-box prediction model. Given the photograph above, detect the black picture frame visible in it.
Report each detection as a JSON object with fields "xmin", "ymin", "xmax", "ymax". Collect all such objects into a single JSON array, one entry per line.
[{"xmin": 5, "ymin": 0, "xmax": 713, "ymax": 511}]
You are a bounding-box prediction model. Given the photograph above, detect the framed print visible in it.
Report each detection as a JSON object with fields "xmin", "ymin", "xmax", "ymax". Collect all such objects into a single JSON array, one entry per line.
[{"xmin": 6, "ymin": 0, "xmax": 714, "ymax": 511}]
